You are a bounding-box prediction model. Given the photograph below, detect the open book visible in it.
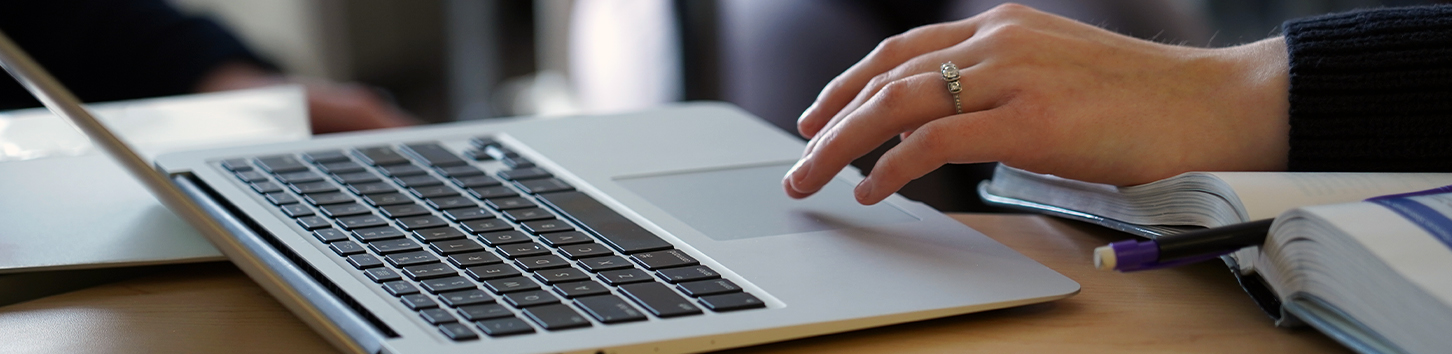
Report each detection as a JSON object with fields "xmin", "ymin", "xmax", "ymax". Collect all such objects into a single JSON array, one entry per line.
[
  {"xmin": 979, "ymin": 165, "xmax": 1452, "ymax": 353},
  {"xmin": 1258, "ymin": 193, "xmax": 1452, "ymax": 354}
]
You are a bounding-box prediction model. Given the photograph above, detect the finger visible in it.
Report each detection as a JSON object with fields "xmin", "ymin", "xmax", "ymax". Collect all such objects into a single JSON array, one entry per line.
[
  {"xmin": 854, "ymin": 111, "xmax": 1015, "ymax": 204},
  {"xmin": 786, "ymin": 72, "xmax": 962, "ymax": 198},
  {"xmin": 803, "ymin": 44, "xmax": 978, "ymax": 156},
  {"xmin": 797, "ymin": 19, "xmax": 984, "ymax": 139}
]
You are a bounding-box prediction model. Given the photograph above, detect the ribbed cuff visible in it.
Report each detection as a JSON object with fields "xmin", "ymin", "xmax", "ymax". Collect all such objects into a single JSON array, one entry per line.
[{"xmin": 1283, "ymin": 5, "xmax": 1452, "ymax": 172}]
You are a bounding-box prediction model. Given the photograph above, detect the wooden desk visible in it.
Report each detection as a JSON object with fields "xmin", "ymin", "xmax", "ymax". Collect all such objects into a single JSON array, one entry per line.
[{"xmin": 0, "ymin": 214, "xmax": 1348, "ymax": 353}]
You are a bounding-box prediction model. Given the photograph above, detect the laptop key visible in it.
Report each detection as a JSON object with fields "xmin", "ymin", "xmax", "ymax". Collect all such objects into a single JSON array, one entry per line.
[
  {"xmin": 302, "ymin": 150, "xmax": 350, "ymax": 164},
  {"xmin": 631, "ymin": 249, "xmax": 699, "ymax": 270},
  {"xmin": 439, "ymin": 289, "xmax": 495, "ymax": 307},
  {"xmin": 319, "ymin": 203, "xmax": 371, "ymax": 218},
  {"xmin": 475, "ymin": 317, "xmax": 535, "ymax": 337},
  {"xmin": 431, "ymin": 239, "xmax": 486, "ymax": 255},
  {"xmin": 318, "ymin": 161, "xmax": 365, "ymax": 174},
  {"xmin": 402, "ymin": 143, "xmax": 468, "ymax": 167},
  {"xmin": 467, "ymin": 186, "xmax": 518, "ymax": 199},
  {"xmin": 448, "ymin": 251, "xmax": 503, "ymax": 268},
  {"xmin": 483, "ymin": 276, "xmax": 541, "ymax": 294},
  {"xmin": 333, "ymin": 172, "xmax": 381, "ymax": 185},
  {"xmin": 598, "ymin": 269, "xmax": 654, "ymax": 286},
  {"xmin": 251, "ymin": 181, "xmax": 284, "ymax": 194},
  {"xmin": 296, "ymin": 216, "xmax": 332, "ymax": 230},
  {"xmin": 538, "ymin": 232, "xmax": 593, "ymax": 247},
  {"xmin": 347, "ymin": 182, "xmax": 397, "ymax": 195},
  {"xmin": 336, "ymin": 214, "xmax": 389, "ymax": 230},
  {"xmin": 368, "ymin": 238, "xmax": 423, "ymax": 254},
  {"xmin": 385, "ymin": 250, "xmax": 440, "ymax": 268},
  {"xmin": 521, "ymin": 220, "xmax": 574, "ymax": 234},
  {"xmin": 421, "ymin": 276, "xmax": 477, "ymax": 294},
  {"xmin": 576, "ymin": 256, "xmax": 633, "ymax": 272},
  {"xmin": 506, "ymin": 290, "xmax": 561, "ymax": 308},
  {"xmin": 515, "ymin": 178, "xmax": 574, "ymax": 194},
  {"xmin": 235, "ymin": 170, "xmax": 269, "ymax": 183},
  {"xmin": 221, "ymin": 158, "xmax": 253, "ymax": 172},
  {"xmin": 557, "ymin": 243, "xmax": 613, "ymax": 260},
  {"xmin": 497, "ymin": 167, "xmax": 551, "ymax": 181},
  {"xmin": 438, "ymin": 323, "xmax": 478, "ymax": 341},
  {"xmin": 655, "ymin": 265, "xmax": 720, "ymax": 283},
  {"xmin": 403, "ymin": 263, "xmax": 457, "ymax": 280},
  {"xmin": 363, "ymin": 193, "xmax": 412, "ymax": 206},
  {"xmin": 275, "ymin": 171, "xmax": 323, "ymax": 184},
  {"xmin": 283, "ymin": 204, "xmax": 316, "ymax": 218},
  {"xmin": 484, "ymin": 197, "xmax": 535, "ymax": 210},
  {"xmin": 394, "ymin": 175, "xmax": 443, "ymax": 188},
  {"xmin": 380, "ymin": 203, "xmax": 431, "ymax": 218},
  {"xmin": 496, "ymin": 243, "xmax": 551, "ymax": 259},
  {"xmin": 364, "ymin": 267, "xmax": 402, "ymax": 283},
  {"xmin": 290, "ymin": 181, "xmax": 337, "ymax": 194},
  {"xmin": 353, "ymin": 146, "xmax": 410, "ymax": 166},
  {"xmin": 305, "ymin": 192, "xmax": 355, "ymax": 206},
  {"xmin": 502, "ymin": 156, "xmax": 534, "ymax": 169},
  {"xmin": 697, "ymin": 292, "xmax": 766, "ymax": 312},
  {"xmin": 352, "ymin": 226, "xmax": 406, "ymax": 242},
  {"xmin": 451, "ymin": 175, "xmax": 503, "ymax": 188},
  {"xmin": 427, "ymin": 196, "xmax": 476, "ymax": 210},
  {"xmin": 536, "ymin": 191, "xmax": 672, "ymax": 254},
  {"xmin": 378, "ymin": 164, "xmax": 429, "ymax": 177},
  {"xmin": 457, "ymin": 303, "xmax": 513, "ymax": 321},
  {"xmin": 463, "ymin": 149, "xmax": 491, "ymax": 161},
  {"xmin": 618, "ymin": 282, "xmax": 703, "ymax": 318},
  {"xmin": 347, "ymin": 254, "xmax": 384, "ymax": 269},
  {"xmin": 514, "ymin": 255, "xmax": 571, "ymax": 272},
  {"xmin": 460, "ymin": 219, "xmax": 513, "ymax": 234},
  {"xmin": 435, "ymin": 165, "xmax": 484, "ymax": 177},
  {"xmin": 265, "ymin": 193, "xmax": 299, "ymax": 205},
  {"xmin": 533, "ymin": 267, "xmax": 590, "ymax": 284},
  {"xmin": 382, "ymin": 281, "xmax": 420, "ymax": 296},
  {"xmin": 503, "ymin": 208, "xmax": 554, "ymax": 223},
  {"xmin": 396, "ymin": 215, "xmax": 448, "ymax": 230},
  {"xmin": 676, "ymin": 279, "xmax": 743, "ymax": 297},
  {"xmin": 255, "ymin": 155, "xmax": 309, "ymax": 173},
  {"xmin": 401, "ymin": 294, "xmax": 438, "ymax": 310},
  {"xmin": 311, "ymin": 228, "xmax": 348, "ymax": 243},
  {"xmin": 419, "ymin": 308, "xmax": 458, "ymax": 325},
  {"xmin": 477, "ymin": 230, "xmax": 530, "ymax": 246},
  {"xmin": 330, "ymin": 241, "xmax": 366, "ymax": 256},
  {"xmin": 469, "ymin": 137, "xmax": 500, "ymax": 150},
  {"xmin": 465, "ymin": 264, "xmax": 521, "ymax": 281},
  {"xmin": 442, "ymin": 207, "xmax": 493, "ymax": 222},
  {"xmin": 408, "ymin": 185, "xmax": 458, "ymax": 199},
  {"xmin": 412, "ymin": 227, "xmax": 467, "ymax": 242},
  {"xmin": 552, "ymin": 280, "xmax": 611, "ymax": 299},
  {"xmin": 573, "ymin": 295, "xmax": 648, "ymax": 324}
]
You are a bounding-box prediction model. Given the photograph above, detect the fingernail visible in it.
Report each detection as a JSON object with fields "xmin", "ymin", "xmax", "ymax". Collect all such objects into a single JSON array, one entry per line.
[
  {"xmin": 798, "ymin": 102, "xmax": 817, "ymax": 122},
  {"xmin": 787, "ymin": 158, "xmax": 813, "ymax": 191},
  {"xmin": 854, "ymin": 178, "xmax": 874, "ymax": 203}
]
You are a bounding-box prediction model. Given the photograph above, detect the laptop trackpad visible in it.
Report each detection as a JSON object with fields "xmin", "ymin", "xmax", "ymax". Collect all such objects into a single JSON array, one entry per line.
[{"xmin": 616, "ymin": 163, "xmax": 919, "ymax": 241}]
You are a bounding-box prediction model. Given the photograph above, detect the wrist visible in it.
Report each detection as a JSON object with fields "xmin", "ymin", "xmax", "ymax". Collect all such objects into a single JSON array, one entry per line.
[{"xmin": 1210, "ymin": 37, "xmax": 1291, "ymax": 171}]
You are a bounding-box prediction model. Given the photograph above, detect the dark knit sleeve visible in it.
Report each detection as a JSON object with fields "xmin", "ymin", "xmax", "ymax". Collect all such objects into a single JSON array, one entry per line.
[
  {"xmin": 1283, "ymin": 5, "xmax": 1452, "ymax": 172},
  {"xmin": 0, "ymin": 0, "xmax": 276, "ymax": 110}
]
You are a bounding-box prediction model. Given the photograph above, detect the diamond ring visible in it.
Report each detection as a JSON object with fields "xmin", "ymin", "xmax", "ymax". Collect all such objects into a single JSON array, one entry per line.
[{"xmin": 940, "ymin": 62, "xmax": 963, "ymax": 114}]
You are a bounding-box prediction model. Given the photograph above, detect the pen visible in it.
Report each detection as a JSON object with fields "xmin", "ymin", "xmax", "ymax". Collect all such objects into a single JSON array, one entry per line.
[{"xmin": 1093, "ymin": 218, "xmax": 1274, "ymax": 272}]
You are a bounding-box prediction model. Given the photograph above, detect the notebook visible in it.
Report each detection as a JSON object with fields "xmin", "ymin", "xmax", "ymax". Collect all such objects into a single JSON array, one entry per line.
[{"xmin": 0, "ymin": 30, "xmax": 1078, "ymax": 353}]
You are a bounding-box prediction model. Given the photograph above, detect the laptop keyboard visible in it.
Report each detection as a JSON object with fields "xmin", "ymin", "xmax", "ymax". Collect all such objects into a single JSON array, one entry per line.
[{"xmin": 220, "ymin": 138, "xmax": 764, "ymax": 341}]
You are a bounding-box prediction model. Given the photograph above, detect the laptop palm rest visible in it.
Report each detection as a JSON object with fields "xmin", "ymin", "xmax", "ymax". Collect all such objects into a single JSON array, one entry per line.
[{"xmin": 615, "ymin": 163, "xmax": 920, "ymax": 241}]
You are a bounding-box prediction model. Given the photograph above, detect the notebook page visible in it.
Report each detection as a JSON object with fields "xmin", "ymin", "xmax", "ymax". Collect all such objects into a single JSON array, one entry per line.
[{"xmin": 1207, "ymin": 172, "xmax": 1452, "ymax": 221}]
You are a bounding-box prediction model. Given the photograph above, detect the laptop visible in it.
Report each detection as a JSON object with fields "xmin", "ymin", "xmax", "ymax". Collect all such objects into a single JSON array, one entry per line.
[{"xmin": 0, "ymin": 30, "xmax": 1078, "ymax": 353}]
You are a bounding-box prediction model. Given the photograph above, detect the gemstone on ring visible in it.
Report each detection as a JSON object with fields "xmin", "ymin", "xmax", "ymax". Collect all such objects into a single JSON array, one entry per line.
[{"xmin": 941, "ymin": 61, "xmax": 964, "ymax": 113}]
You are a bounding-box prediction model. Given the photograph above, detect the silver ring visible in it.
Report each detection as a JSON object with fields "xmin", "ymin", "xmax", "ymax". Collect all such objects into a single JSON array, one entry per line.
[{"xmin": 940, "ymin": 61, "xmax": 963, "ymax": 114}]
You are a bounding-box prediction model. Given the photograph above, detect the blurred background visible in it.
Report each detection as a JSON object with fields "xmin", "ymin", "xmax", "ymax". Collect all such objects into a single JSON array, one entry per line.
[{"xmin": 169, "ymin": 0, "xmax": 1443, "ymax": 211}]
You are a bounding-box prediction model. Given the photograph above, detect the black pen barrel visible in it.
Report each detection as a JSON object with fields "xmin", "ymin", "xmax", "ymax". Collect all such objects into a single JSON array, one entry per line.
[{"xmin": 1156, "ymin": 219, "xmax": 1275, "ymax": 260}]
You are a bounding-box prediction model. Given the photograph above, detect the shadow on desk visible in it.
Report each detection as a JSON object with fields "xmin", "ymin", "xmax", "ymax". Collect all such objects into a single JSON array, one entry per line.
[{"xmin": 0, "ymin": 214, "xmax": 1349, "ymax": 354}]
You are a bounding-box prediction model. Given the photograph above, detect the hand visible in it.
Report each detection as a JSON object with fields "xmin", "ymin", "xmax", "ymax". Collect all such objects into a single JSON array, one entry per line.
[
  {"xmin": 195, "ymin": 62, "xmax": 420, "ymax": 134},
  {"xmin": 783, "ymin": 3, "xmax": 1290, "ymax": 205}
]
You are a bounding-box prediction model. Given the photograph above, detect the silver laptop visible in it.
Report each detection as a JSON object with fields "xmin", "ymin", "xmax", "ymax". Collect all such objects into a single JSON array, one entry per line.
[{"xmin": 0, "ymin": 30, "xmax": 1077, "ymax": 353}]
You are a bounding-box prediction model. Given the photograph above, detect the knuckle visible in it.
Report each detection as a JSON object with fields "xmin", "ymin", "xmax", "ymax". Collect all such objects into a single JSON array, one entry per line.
[
  {"xmin": 874, "ymin": 34, "xmax": 909, "ymax": 58},
  {"xmin": 988, "ymin": 3, "xmax": 1033, "ymax": 17},
  {"xmin": 873, "ymin": 79, "xmax": 916, "ymax": 109}
]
